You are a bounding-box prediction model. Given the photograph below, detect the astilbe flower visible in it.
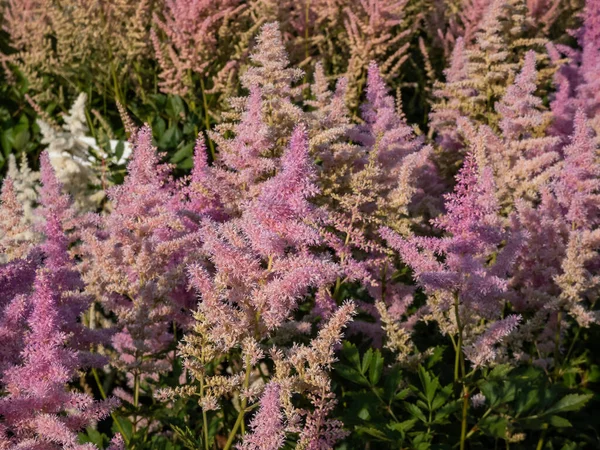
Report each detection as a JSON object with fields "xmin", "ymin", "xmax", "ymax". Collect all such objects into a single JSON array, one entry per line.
[
  {"xmin": 347, "ymin": 62, "xmax": 440, "ymax": 234},
  {"xmin": 381, "ymin": 153, "xmax": 524, "ymax": 367},
  {"xmin": 35, "ymin": 152, "xmax": 108, "ymax": 355},
  {"xmin": 552, "ymin": 111, "xmax": 600, "ymax": 327},
  {"xmin": 163, "ymin": 117, "xmax": 356, "ymax": 448},
  {"xmin": 342, "ymin": 0, "xmax": 415, "ymax": 109},
  {"xmin": 6, "ymin": 153, "xmax": 39, "ymax": 229},
  {"xmin": 457, "ymin": 50, "xmax": 560, "ymax": 210},
  {"xmin": 151, "ymin": 0, "xmax": 246, "ymax": 98},
  {"xmin": 0, "ymin": 271, "xmax": 118, "ymax": 449},
  {"xmin": 312, "ymin": 62, "xmax": 441, "ymax": 346},
  {"xmin": 0, "ymin": 157, "xmax": 117, "ymax": 448},
  {"xmin": 238, "ymin": 382, "xmax": 285, "ymax": 450},
  {"xmin": 189, "ymin": 126, "xmax": 340, "ymax": 346},
  {"xmin": 0, "ymin": 249, "xmax": 40, "ymax": 373},
  {"xmin": 550, "ymin": 0, "xmax": 600, "ymax": 139},
  {"xmin": 37, "ymin": 93, "xmax": 106, "ymax": 212},
  {"xmin": 3, "ymin": 0, "xmax": 157, "ymax": 103},
  {"xmin": 430, "ymin": 0, "xmax": 551, "ymax": 163},
  {"xmin": 508, "ymin": 111, "xmax": 600, "ymax": 365},
  {"xmin": 79, "ymin": 127, "xmax": 199, "ymax": 385},
  {"xmin": 0, "ymin": 177, "xmax": 35, "ymax": 262}
]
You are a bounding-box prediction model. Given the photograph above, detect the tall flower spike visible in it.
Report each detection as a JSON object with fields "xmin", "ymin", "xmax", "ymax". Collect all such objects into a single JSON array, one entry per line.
[
  {"xmin": 553, "ymin": 110, "xmax": 600, "ymax": 229},
  {"xmin": 242, "ymin": 125, "xmax": 321, "ymax": 257},
  {"xmin": 238, "ymin": 383, "xmax": 285, "ymax": 450},
  {"xmin": 80, "ymin": 125, "xmax": 198, "ymax": 379},
  {"xmin": 381, "ymin": 153, "xmax": 523, "ymax": 366},
  {"xmin": 241, "ymin": 22, "xmax": 304, "ymax": 96},
  {"xmin": 470, "ymin": 50, "xmax": 562, "ymax": 208},
  {"xmin": 0, "ymin": 178, "xmax": 35, "ymax": 261},
  {"xmin": 0, "ymin": 271, "xmax": 117, "ymax": 449}
]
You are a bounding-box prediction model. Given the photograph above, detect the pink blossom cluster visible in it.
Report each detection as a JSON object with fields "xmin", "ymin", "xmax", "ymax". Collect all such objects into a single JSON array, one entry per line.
[{"xmin": 1, "ymin": 0, "xmax": 600, "ymax": 447}]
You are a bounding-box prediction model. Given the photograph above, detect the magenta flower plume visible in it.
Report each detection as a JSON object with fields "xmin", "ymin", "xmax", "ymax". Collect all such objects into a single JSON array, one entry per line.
[
  {"xmin": 381, "ymin": 153, "xmax": 523, "ymax": 365},
  {"xmin": 551, "ymin": 0, "xmax": 600, "ymax": 137},
  {"xmin": 238, "ymin": 383, "xmax": 285, "ymax": 450},
  {"xmin": 80, "ymin": 125, "xmax": 198, "ymax": 376},
  {"xmin": 0, "ymin": 271, "xmax": 117, "ymax": 449},
  {"xmin": 351, "ymin": 62, "xmax": 424, "ymax": 168},
  {"xmin": 242, "ymin": 125, "xmax": 321, "ymax": 257},
  {"xmin": 553, "ymin": 110, "xmax": 600, "ymax": 229},
  {"xmin": 183, "ymin": 133, "xmax": 226, "ymax": 221}
]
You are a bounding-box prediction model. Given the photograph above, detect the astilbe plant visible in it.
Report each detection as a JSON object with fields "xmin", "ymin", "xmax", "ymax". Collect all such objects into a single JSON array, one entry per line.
[
  {"xmin": 550, "ymin": 0, "xmax": 600, "ymax": 139},
  {"xmin": 457, "ymin": 50, "xmax": 560, "ymax": 211},
  {"xmin": 0, "ymin": 153, "xmax": 119, "ymax": 449},
  {"xmin": 430, "ymin": 0, "xmax": 553, "ymax": 168},
  {"xmin": 507, "ymin": 110, "xmax": 600, "ymax": 368},
  {"xmin": 159, "ymin": 125, "xmax": 357, "ymax": 449},
  {"xmin": 3, "ymin": 0, "xmax": 156, "ymax": 104},
  {"xmin": 78, "ymin": 127, "xmax": 200, "ymax": 417},
  {"xmin": 151, "ymin": 0, "xmax": 249, "ymax": 114},
  {"xmin": 381, "ymin": 152, "xmax": 525, "ymax": 370}
]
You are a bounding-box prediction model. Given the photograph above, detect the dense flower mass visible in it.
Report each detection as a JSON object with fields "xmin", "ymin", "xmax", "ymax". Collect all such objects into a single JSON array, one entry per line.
[{"xmin": 1, "ymin": 1, "xmax": 600, "ymax": 449}]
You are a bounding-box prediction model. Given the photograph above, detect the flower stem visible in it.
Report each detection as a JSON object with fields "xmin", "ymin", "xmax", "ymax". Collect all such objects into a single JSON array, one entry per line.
[
  {"xmin": 199, "ymin": 78, "xmax": 216, "ymax": 161},
  {"xmin": 223, "ymin": 356, "xmax": 252, "ymax": 450},
  {"xmin": 92, "ymin": 368, "xmax": 129, "ymax": 445},
  {"xmin": 200, "ymin": 377, "xmax": 209, "ymax": 450}
]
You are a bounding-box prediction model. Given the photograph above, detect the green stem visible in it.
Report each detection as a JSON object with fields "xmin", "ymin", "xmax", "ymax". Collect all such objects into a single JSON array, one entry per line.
[
  {"xmin": 199, "ymin": 78, "xmax": 215, "ymax": 161},
  {"xmin": 536, "ymin": 427, "xmax": 548, "ymax": 450},
  {"xmin": 453, "ymin": 292, "xmax": 469, "ymax": 450},
  {"xmin": 453, "ymin": 293, "xmax": 464, "ymax": 383},
  {"xmin": 553, "ymin": 311, "xmax": 562, "ymax": 379},
  {"xmin": 223, "ymin": 357, "xmax": 253, "ymax": 450},
  {"xmin": 460, "ymin": 386, "xmax": 469, "ymax": 450},
  {"xmin": 92, "ymin": 368, "xmax": 129, "ymax": 445},
  {"xmin": 200, "ymin": 377, "xmax": 209, "ymax": 450},
  {"xmin": 132, "ymin": 370, "xmax": 140, "ymax": 434}
]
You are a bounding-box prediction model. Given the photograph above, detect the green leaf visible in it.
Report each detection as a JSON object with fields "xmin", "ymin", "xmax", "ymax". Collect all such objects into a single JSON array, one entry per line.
[
  {"xmin": 114, "ymin": 140, "xmax": 125, "ymax": 161},
  {"xmin": 395, "ymin": 388, "xmax": 411, "ymax": 401},
  {"xmin": 545, "ymin": 394, "xmax": 593, "ymax": 415},
  {"xmin": 170, "ymin": 141, "xmax": 194, "ymax": 164},
  {"xmin": 383, "ymin": 365, "xmax": 403, "ymax": 402},
  {"xmin": 1, "ymin": 129, "xmax": 13, "ymax": 156},
  {"xmin": 549, "ymin": 415, "xmax": 572, "ymax": 428},
  {"xmin": 341, "ymin": 342, "xmax": 360, "ymax": 368},
  {"xmin": 12, "ymin": 128, "xmax": 29, "ymax": 151},
  {"xmin": 479, "ymin": 415, "xmax": 508, "ymax": 439},
  {"xmin": 166, "ymin": 96, "xmax": 185, "ymax": 120},
  {"xmin": 418, "ymin": 366, "xmax": 439, "ymax": 405},
  {"xmin": 111, "ymin": 415, "xmax": 132, "ymax": 442},
  {"xmin": 361, "ymin": 348, "xmax": 373, "ymax": 375},
  {"xmin": 355, "ymin": 426, "xmax": 391, "ymax": 441},
  {"xmin": 387, "ymin": 419, "xmax": 417, "ymax": 434},
  {"xmin": 78, "ymin": 427, "xmax": 108, "ymax": 447},
  {"xmin": 405, "ymin": 402, "xmax": 427, "ymax": 423},
  {"xmin": 335, "ymin": 364, "xmax": 369, "ymax": 386},
  {"xmin": 369, "ymin": 351, "xmax": 383, "ymax": 385}
]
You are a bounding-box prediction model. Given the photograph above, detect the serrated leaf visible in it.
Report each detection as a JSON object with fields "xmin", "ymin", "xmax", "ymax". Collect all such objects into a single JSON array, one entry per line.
[
  {"xmin": 341, "ymin": 342, "xmax": 360, "ymax": 368},
  {"xmin": 545, "ymin": 394, "xmax": 593, "ymax": 415},
  {"xmin": 387, "ymin": 419, "xmax": 417, "ymax": 434},
  {"xmin": 361, "ymin": 348, "xmax": 373, "ymax": 374},
  {"xmin": 395, "ymin": 388, "xmax": 411, "ymax": 401},
  {"xmin": 405, "ymin": 402, "xmax": 427, "ymax": 423},
  {"xmin": 418, "ymin": 366, "xmax": 439, "ymax": 405},
  {"xmin": 549, "ymin": 415, "xmax": 572, "ymax": 428},
  {"xmin": 369, "ymin": 351, "xmax": 383, "ymax": 385},
  {"xmin": 335, "ymin": 364, "xmax": 369, "ymax": 386}
]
